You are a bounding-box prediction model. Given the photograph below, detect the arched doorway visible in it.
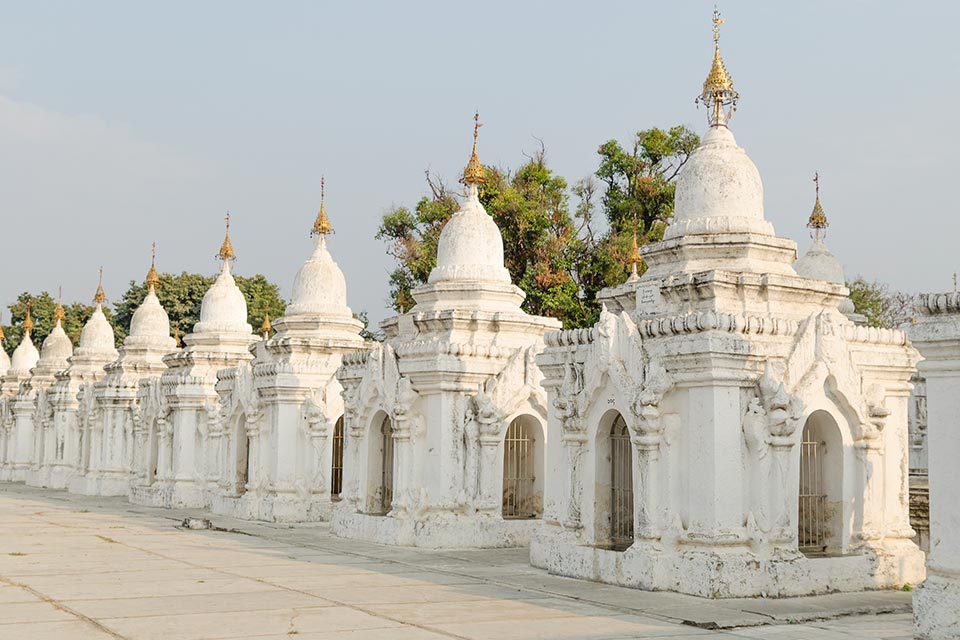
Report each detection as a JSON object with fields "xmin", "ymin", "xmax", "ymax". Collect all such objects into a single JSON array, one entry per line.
[
  {"xmin": 610, "ymin": 414, "xmax": 634, "ymax": 550},
  {"xmin": 331, "ymin": 416, "xmax": 344, "ymax": 499},
  {"xmin": 502, "ymin": 415, "xmax": 543, "ymax": 519},
  {"xmin": 236, "ymin": 416, "xmax": 250, "ymax": 496},
  {"xmin": 798, "ymin": 410, "xmax": 843, "ymax": 556}
]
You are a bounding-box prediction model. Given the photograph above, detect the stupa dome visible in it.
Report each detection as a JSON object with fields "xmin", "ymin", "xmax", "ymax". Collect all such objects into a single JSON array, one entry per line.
[
  {"xmin": 38, "ymin": 321, "xmax": 73, "ymax": 369},
  {"xmin": 10, "ymin": 332, "xmax": 39, "ymax": 374},
  {"xmin": 130, "ymin": 286, "xmax": 173, "ymax": 339},
  {"xmin": 429, "ymin": 186, "xmax": 510, "ymax": 284},
  {"xmin": 194, "ymin": 262, "xmax": 252, "ymax": 334},
  {"xmin": 289, "ymin": 237, "xmax": 351, "ymax": 316},
  {"xmin": 666, "ymin": 127, "xmax": 773, "ymax": 239},
  {"xmin": 794, "ymin": 238, "xmax": 845, "ymax": 285},
  {"xmin": 79, "ymin": 305, "xmax": 118, "ymax": 356}
]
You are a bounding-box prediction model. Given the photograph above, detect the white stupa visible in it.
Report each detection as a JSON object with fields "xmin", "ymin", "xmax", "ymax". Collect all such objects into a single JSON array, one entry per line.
[
  {"xmin": 793, "ymin": 175, "xmax": 865, "ymax": 323},
  {"xmin": 0, "ymin": 321, "xmax": 11, "ymax": 378},
  {"xmin": 35, "ymin": 300, "xmax": 73, "ymax": 379},
  {"xmin": 9, "ymin": 310, "xmax": 39, "ymax": 377}
]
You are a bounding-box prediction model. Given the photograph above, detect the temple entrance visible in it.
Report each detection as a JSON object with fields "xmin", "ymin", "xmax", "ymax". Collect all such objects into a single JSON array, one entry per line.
[
  {"xmin": 798, "ymin": 410, "xmax": 843, "ymax": 556},
  {"xmin": 502, "ymin": 416, "xmax": 542, "ymax": 519},
  {"xmin": 376, "ymin": 416, "xmax": 394, "ymax": 514},
  {"xmin": 331, "ymin": 416, "xmax": 344, "ymax": 499},
  {"xmin": 610, "ymin": 414, "xmax": 634, "ymax": 550}
]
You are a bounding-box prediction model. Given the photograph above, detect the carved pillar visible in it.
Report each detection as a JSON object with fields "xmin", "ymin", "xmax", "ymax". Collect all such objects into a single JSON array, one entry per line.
[{"xmin": 631, "ymin": 404, "xmax": 663, "ymax": 540}]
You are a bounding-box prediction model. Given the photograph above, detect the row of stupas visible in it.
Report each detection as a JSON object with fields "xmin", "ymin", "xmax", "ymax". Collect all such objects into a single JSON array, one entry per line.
[{"xmin": 0, "ymin": 8, "xmax": 937, "ymax": 621}]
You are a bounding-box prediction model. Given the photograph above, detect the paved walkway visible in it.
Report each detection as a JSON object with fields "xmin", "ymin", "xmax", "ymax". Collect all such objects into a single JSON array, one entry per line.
[{"xmin": 0, "ymin": 483, "xmax": 914, "ymax": 639}]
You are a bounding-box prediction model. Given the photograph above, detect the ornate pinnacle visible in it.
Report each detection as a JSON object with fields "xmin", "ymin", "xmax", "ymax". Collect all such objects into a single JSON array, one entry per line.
[
  {"xmin": 93, "ymin": 267, "xmax": 106, "ymax": 305},
  {"xmin": 54, "ymin": 286, "xmax": 66, "ymax": 324},
  {"xmin": 627, "ymin": 219, "xmax": 643, "ymax": 280},
  {"xmin": 808, "ymin": 172, "xmax": 829, "ymax": 240},
  {"xmin": 462, "ymin": 111, "xmax": 486, "ymax": 186},
  {"xmin": 146, "ymin": 242, "xmax": 161, "ymax": 289},
  {"xmin": 218, "ymin": 212, "xmax": 236, "ymax": 261},
  {"xmin": 696, "ymin": 6, "xmax": 739, "ymax": 127},
  {"xmin": 261, "ymin": 307, "xmax": 272, "ymax": 339},
  {"xmin": 23, "ymin": 301, "xmax": 34, "ymax": 334},
  {"xmin": 312, "ymin": 176, "xmax": 334, "ymax": 237}
]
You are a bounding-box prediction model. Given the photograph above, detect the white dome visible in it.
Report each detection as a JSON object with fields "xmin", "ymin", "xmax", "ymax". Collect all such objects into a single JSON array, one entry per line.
[
  {"xmin": 10, "ymin": 332, "xmax": 39, "ymax": 374},
  {"xmin": 0, "ymin": 347, "xmax": 9, "ymax": 377},
  {"xmin": 38, "ymin": 321, "xmax": 72, "ymax": 369},
  {"xmin": 429, "ymin": 185, "xmax": 511, "ymax": 284},
  {"xmin": 794, "ymin": 238, "xmax": 846, "ymax": 285},
  {"xmin": 79, "ymin": 305, "xmax": 118, "ymax": 355},
  {"xmin": 130, "ymin": 286, "xmax": 173, "ymax": 339},
  {"xmin": 194, "ymin": 262, "xmax": 252, "ymax": 334},
  {"xmin": 288, "ymin": 236, "xmax": 352, "ymax": 317},
  {"xmin": 666, "ymin": 127, "xmax": 774, "ymax": 239}
]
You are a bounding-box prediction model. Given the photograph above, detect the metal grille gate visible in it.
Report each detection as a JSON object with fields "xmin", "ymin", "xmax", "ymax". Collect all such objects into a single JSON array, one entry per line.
[
  {"xmin": 331, "ymin": 416, "xmax": 344, "ymax": 498},
  {"xmin": 610, "ymin": 415, "xmax": 634, "ymax": 550},
  {"xmin": 503, "ymin": 418, "xmax": 537, "ymax": 519},
  {"xmin": 379, "ymin": 418, "xmax": 394, "ymax": 514},
  {"xmin": 798, "ymin": 423, "xmax": 827, "ymax": 554}
]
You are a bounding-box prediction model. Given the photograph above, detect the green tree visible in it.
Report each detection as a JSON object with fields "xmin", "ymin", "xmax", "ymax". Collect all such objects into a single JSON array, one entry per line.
[
  {"xmin": 376, "ymin": 127, "xmax": 696, "ymax": 330},
  {"xmin": 847, "ymin": 277, "xmax": 915, "ymax": 329},
  {"xmin": 2, "ymin": 292, "xmax": 105, "ymax": 353},
  {"xmin": 595, "ymin": 125, "xmax": 699, "ymax": 236},
  {"xmin": 112, "ymin": 271, "xmax": 286, "ymax": 343}
]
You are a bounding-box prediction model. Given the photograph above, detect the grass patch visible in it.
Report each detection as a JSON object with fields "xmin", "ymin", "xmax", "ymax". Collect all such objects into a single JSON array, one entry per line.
[{"xmin": 7, "ymin": 552, "xmax": 26, "ymax": 557}]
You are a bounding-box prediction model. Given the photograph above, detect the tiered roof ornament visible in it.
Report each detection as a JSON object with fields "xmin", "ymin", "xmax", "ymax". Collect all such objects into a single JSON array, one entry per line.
[
  {"xmin": 218, "ymin": 213, "xmax": 236, "ymax": 262},
  {"xmin": 261, "ymin": 307, "xmax": 272, "ymax": 339},
  {"xmin": 93, "ymin": 267, "xmax": 106, "ymax": 306},
  {"xmin": 54, "ymin": 287, "xmax": 66, "ymax": 325},
  {"xmin": 627, "ymin": 220, "xmax": 643, "ymax": 281},
  {"xmin": 695, "ymin": 6, "xmax": 739, "ymax": 127},
  {"xmin": 23, "ymin": 301, "xmax": 34, "ymax": 335},
  {"xmin": 312, "ymin": 177, "xmax": 334, "ymax": 237},
  {"xmin": 146, "ymin": 242, "xmax": 161, "ymax": 290},
  {"xmin": 808, "ymin": 172, "xmax": 829, "ymax": 241},
  {"xmin": 462, "ymin": 111, "xmax": 485, "ymax": 186}
]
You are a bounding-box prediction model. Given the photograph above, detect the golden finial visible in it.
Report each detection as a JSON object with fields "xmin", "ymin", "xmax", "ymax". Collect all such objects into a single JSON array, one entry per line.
[
  {"xmin": 311, "ymin": 176, "xmax": 334, "ymax": 237},
  {"xmin": 696, "ymin": 6, "xmax": 739, "ymax": 127},
  {"xmin": 807, "ymin": 172, "xmax": 829, "ymax": 240},
  {"xmin": 173, "ymin": 322, "xmax": 182, "ymax": 348},
  {"xmin": 23, "ymin": 301, "xmax": 34, "ymax": 334},
  {"xmin": 627, "ymin": 220, "xmax": 643, "ymax": 280},
  {"xmin": 462, "ymin": 111, "xmax": 486, "ymax": 186},
  {"xmin": 54, "ymin": 286, "xmax": 66, "ymax": 325},
  {"xmin": 146, "ymin": 242, "xmax": 161, "ymax": 289},
  {"xmin": 260, "ymin": 306, "xmax": 272, "ymax": 339},
  {"xmin": 0, "ymin": 312, "xmax": 5, "ymax": 344},
  {"xmin": 93, "ymin": 267, "xmax": 106, "ymax": 305},
  {"xmin": 218, "ymin": 212, "xmax": 236, "ymax": 261}
]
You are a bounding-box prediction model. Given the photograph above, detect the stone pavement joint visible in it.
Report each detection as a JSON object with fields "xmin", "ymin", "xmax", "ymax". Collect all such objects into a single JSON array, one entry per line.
[{"xmin": 0, "ymin": 483, "xmax": 915, "ymax": 640}]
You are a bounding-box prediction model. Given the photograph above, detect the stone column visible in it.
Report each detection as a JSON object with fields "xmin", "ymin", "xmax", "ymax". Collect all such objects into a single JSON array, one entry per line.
[
  {"xmin": 631, "ymin": 405, "xmax": 663, "ymax": 541},
  {"xmin": 911, "ymin": 292, "xmax": 960, "ymax": 639},
  {"xmin": 11, "ymin": 395, "xmax": 36, "ymax": 480}
]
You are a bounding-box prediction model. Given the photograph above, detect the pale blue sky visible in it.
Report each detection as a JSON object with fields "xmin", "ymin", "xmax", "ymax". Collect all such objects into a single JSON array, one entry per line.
[{"xmin": 0, "ymin": 1, "xmax": 956, "ymax": 327}]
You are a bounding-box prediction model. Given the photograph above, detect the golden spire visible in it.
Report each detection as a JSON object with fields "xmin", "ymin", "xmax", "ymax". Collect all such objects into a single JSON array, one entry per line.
[
  {"xmin": 0, "ymin": 313, "xmax": 5, "ymax": 343},
  {"xmin": 54, "ymin": 286, "xmax": 65, "ymax": 325},
  {"xmin": 311, "ymin": 176, "xmax": 334, "ymax": 237},
  {"xmin": 462, "ymin": 111, "xmax": 486, "ymax": 186},
  {"xmin": 807, "ymin": 172, "xmax": 829, "ymax": 241},
  {"xmin": 93, "ymin": 267, "xmax": 106, "ymax": 305},
  {"xmin": 23, "ymin": 301, "xmax": 34, "ymax": 334},
  {"xmin": 696, "ymin": 6, "xmax": 739, "ymax": 127},
  {"xmin": 260, "ymin": 306, "xmax": 272, "ymax": 339},
  {"xmin": 218, "ymin": 212, "xmax": 236, "ymax": 261},
  {"xmin": 627, "ymin": 222, "xmax": 643, "ymax": 280},
  {"xmin": 146, "ymin": 242, "xmax": 161, "ymax": 290},
  {"xmin": 173, "ymin": 322, "xmax": 182, "ymax": 348}
]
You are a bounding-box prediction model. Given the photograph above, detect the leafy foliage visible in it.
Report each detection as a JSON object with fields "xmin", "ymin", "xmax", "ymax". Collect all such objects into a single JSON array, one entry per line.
[
  {"xmin": 2, "ymin": 292, "xmax": 104, "ymax": 352},
  {"xmin": 847, "ymin": 276, "xmax": 916, "ymax": 329},
  {"xmin": 376, "ymin": 127, "xmax": 697, "ymax": 329}
]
